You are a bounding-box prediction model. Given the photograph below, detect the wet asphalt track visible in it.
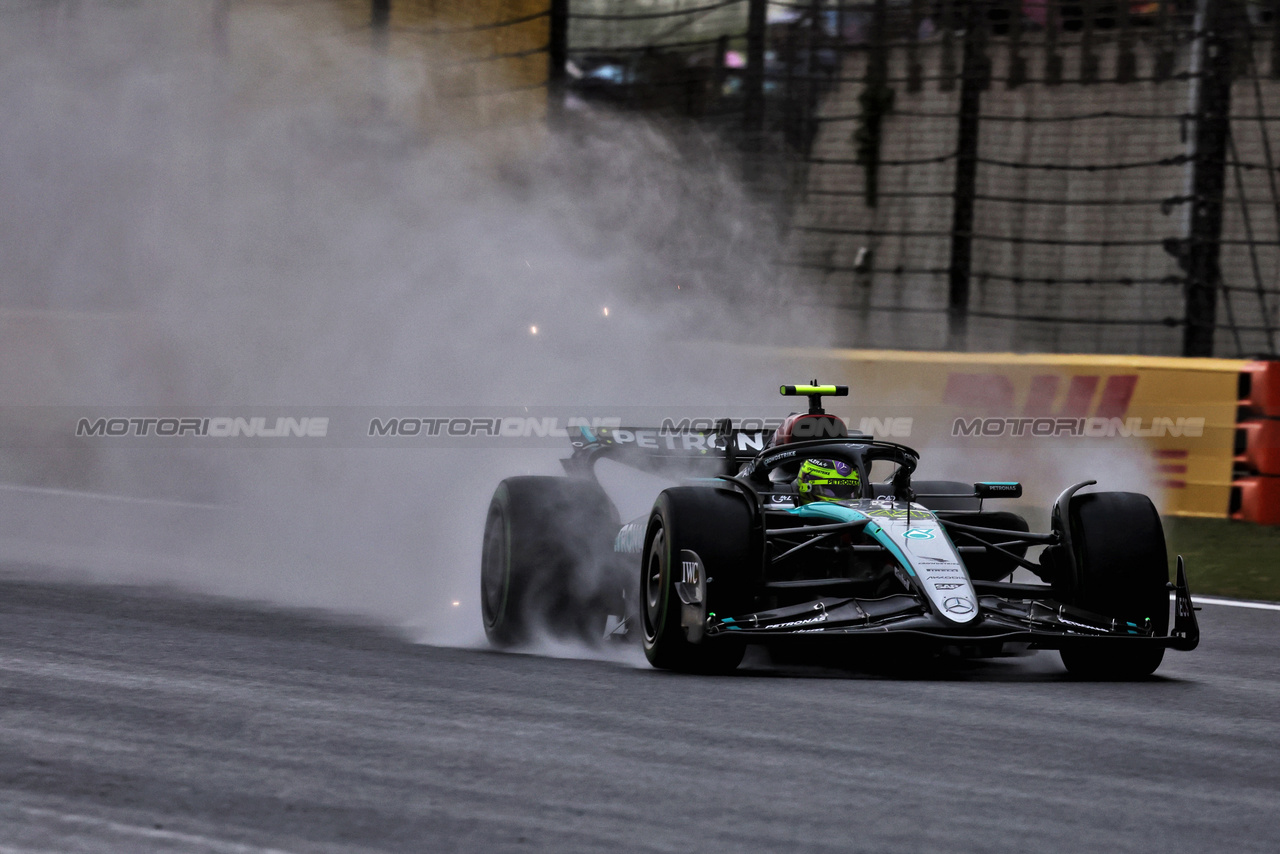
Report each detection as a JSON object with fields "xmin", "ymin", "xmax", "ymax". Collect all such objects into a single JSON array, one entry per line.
[{"xmin": 0, "ymin": 571, "xmax": 1277, "ymax": 854}]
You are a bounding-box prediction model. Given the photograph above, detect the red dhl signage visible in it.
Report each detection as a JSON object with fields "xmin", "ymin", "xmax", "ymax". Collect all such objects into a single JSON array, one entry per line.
[{"xmin": 941, "ymin": 373, "xmax": 1137, "ymax": 418}]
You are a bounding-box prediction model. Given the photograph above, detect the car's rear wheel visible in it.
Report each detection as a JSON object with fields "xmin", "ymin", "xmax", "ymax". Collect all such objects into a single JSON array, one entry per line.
[
  {"xmin": 641, "ymin": 487, "xmax": 753, "ymax": 673},
  {"xmin": 481, "ymin": 476, "xmax": 620, "ymax": 647},
  {"xmin": 1057, "ymin": 491, "xmax": 1169, "ymax": 679}
]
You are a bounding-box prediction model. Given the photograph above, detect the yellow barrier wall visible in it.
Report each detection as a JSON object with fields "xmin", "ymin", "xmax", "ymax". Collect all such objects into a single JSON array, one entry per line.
[
  {"xmin": 318, "ymin": 1, "xmax": 550, "ymax": 131},
  {"xmin": 768, "ymin": 349, "xmax": 1245, "ymax": 518},
  {"xmin": 387, "ymin": 0, "xmax": 549, "ymax": 128}
]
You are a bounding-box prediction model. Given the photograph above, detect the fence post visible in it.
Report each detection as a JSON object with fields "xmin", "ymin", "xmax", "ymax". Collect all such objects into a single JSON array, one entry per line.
[
  {"xmin": 548, "ymin": 0, "xmax": 569, "ymax": 125},
  {"xmin": 1153, "ymin": 0, "xmax": 1174, "ymax": 82},
  {"xmin": 1272, "ymin": 0, "xmax": 1280, "ymax": 79},
  {"xmin": 371, "ymin": 0, "xmax": 389, "ymax": 50},
  {"xmin": 1044, "ymin": 0, "xmax": 1062, "ymax": 85},
  {"xmin": 947, "ymin": 1, "xmax": 988, "ymax": 348},
  {"xmin": 1080, "ymin": 0, "xmax": 1099, "ymax": 84},
  {"xmin": 1182, "ymin": 0, "xmax": 1240, "ymax": 357},
  {"xmin": 370, "ymin": 0, "xmax": 390, "ymax": 119},
  {"xmin": 1005, "ymin": 0, "xmax": 1025, "ymax": 89},
  {"xmin": 1116, "ymin": 0, "xmax": 1135, "ymax": 83},
  {"xmin": 371, "ymin": 0, "xmax": 389, "ymax": 30},
  {"xmin": 744, "ymin": 0, "xmax": 768, "ymax": 150},
  {"xmin": 939, "ymin": 0, "xmax": 956, "ymax": 91},
  {"xmin": 907, "ymin": 0, "xmax": 923, "ymax": 92},
  {"xmin": 854, "ymin": 0, "xmax": 892, "ymax": 206}
]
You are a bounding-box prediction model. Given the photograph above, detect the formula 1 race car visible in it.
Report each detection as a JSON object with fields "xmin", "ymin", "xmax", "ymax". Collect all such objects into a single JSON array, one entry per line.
[{"xmin": 480, "ymin": 384, "xmax": 1199, "ymax": 678}]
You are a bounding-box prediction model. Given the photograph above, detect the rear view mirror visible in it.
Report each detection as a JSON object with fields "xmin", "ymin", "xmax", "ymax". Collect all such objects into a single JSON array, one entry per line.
[{"xmin": 974, "ymin": 482, "xmax": 1023, "ymax": 499}]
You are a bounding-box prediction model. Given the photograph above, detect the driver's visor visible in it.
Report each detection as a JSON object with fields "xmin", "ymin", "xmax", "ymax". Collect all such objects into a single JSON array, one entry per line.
[{"xmin": 806, "ymin": 479, "xmax": 860, "ymax": 499}]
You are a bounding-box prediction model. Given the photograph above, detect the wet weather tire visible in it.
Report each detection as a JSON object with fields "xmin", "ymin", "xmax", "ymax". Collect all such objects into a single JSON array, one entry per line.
[
  {"xmin": 480, "ymin": 477, "xmax": 620, "ymax": 648},
  {"xmin": 1058, "ymin": 491, "xmax": 1169, "ymax": 679},
  {"xmin": 641, "ymin": 487, "xmax": 752, "ymax": 674}
]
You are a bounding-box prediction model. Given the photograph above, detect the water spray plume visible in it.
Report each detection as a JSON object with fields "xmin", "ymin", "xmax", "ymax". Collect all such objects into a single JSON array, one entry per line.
[{"xmin": 0, "ymin": 0, "xmax": 818, "ymax": 651}]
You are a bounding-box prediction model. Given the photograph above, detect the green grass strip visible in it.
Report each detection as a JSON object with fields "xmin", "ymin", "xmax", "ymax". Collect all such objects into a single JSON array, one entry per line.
[{"xmin": 1164, "ymin": 517, "xmax": 1280, "ymax": 602}]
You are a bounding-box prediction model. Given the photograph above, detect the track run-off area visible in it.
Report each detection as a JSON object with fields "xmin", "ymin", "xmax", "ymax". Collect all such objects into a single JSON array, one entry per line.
[{"xmin": 0, "ymin": 571, "xmax": 1277, "ymax": 854}]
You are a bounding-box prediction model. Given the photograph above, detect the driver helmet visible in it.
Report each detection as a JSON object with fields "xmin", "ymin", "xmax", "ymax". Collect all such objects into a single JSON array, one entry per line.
[{"xmin": 796, "ymin": 458, "xmax": 862, "ymax": 503}]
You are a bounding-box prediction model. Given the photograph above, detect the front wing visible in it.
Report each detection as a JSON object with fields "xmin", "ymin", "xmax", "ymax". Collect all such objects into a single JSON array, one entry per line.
[{"xmin": 703, "ymin": 557, "xmax": 1200, "ymax": 652}]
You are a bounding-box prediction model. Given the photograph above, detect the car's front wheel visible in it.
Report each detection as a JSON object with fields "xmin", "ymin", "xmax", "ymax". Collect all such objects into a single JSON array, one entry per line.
[
  {"xmin": 641, "ymin": 487, "xmax": 753, "ymax": 673},
  {"xmin": 1057, "ymin": 491, "xmax": 1169, "ymax": 679}
]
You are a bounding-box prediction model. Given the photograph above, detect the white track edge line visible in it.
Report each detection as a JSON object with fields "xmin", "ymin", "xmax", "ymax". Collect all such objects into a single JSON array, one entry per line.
[
  {"xmin": 0, "ymin": 483, "xmax": 222, "ymax": 509},
  {"xmin": 1189, "ymin": 595, "xmax": 1280, "ymax": 612},
  {"xmin": 14, "ymin": 805, "xmax": 296, "ymax": 854}
]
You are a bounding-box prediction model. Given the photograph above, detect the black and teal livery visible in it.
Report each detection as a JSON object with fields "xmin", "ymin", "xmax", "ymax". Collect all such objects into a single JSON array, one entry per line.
[{"xmin": 481, "ymin": 384, "xmax": 1200, "ymax": 678}]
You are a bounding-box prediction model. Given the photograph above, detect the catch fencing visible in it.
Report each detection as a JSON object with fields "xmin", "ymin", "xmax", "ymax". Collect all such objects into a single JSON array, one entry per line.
[
  {"xmin": 556, "ymin": 0, "xmax": 1280, "ymax": 358},
  {"xmin": 351, "ymin": 1, "xmax": 1280, "ymax": 358}
]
